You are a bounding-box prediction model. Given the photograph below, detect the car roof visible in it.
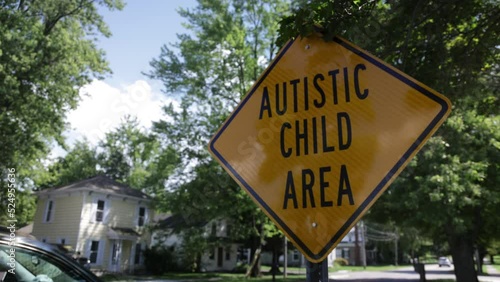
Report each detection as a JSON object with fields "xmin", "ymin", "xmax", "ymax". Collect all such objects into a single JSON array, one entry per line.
[
  {"xmin": 0, "ymin": 226, "xmax": 62, "ymax": 254},
  {"xmin": 0, "ymin": 226, "xmax": 102, "ymax": 281}
]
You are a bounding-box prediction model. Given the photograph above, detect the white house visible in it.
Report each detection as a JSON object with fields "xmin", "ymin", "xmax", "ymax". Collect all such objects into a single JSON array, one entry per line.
[
  {"xmin": 152, "ymin": 215, "xmax": 240, "ymax": 272},
  {"xmin": 32, "ymin": 175, "xmax": 153, "ymax": 273}
]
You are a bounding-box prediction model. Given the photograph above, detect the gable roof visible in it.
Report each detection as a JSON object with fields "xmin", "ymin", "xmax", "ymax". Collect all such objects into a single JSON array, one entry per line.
[{"xmin": 36, "ymin": 175, "xmax": 150, "ymax": 200}]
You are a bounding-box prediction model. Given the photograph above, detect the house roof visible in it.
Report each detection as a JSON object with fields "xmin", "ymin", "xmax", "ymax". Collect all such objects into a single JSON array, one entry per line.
[
  {"xmin": 156, "ymin": 214, "xmax": 207, "ymax": 230},
  {"xmin": 108, "ymin": 227, "xmax": 140, "ymax": 241},
  {"xmin": 36, "ymin": 175, "xmax": 150, "ymax": 200}
]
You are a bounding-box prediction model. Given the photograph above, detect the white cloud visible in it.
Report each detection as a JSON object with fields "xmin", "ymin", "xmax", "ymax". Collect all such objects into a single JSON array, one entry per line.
[{"xmin": 65, "ymin": 79, "xmax": 171, "ymax": 146}]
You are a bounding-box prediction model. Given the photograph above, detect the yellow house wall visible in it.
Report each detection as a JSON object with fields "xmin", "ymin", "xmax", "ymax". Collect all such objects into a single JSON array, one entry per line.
[
  {"xmin": 75, "ymin": 192, "xmax": 152, "ymax": 271},
  {"xmin": 31, "ymin": 193, "xmax": 84, "ymax": 248},
  {"xmin": 32, "ymin": 189, "xmax": 152, "ymax": 272}
]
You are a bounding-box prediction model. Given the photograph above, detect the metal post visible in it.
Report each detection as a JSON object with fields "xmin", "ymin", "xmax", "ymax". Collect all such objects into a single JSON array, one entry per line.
[
  {"xmin": 306, "ymin": 259, "xmax": 328, "ymax": 282},
  {"xmin": 283, "ymin": 237, "xmax": 287, "ymax": 278}
]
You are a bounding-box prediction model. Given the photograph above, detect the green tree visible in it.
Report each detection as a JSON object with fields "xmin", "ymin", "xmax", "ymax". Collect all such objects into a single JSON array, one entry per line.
[
  {"xmin": 0, "ymin": 0, "xmax": 124, "ymax": 224},
  {"xmin": 34, "ymin": 140, "xmax": 99, "ymax": 189},
  {"xmin": 147, "ymin": 0, "xmax": 289, "ymax": 276},
  {"xmin": 35, "ymin": 116, "xmax": 180, "ymax": 201},
  {"xmin": 98, "ymin": 116, "xmax": 180, "ymax": 197},
  {"xmin": 279, "ymin": 1, "xmax": 499, "ymax": 281}
]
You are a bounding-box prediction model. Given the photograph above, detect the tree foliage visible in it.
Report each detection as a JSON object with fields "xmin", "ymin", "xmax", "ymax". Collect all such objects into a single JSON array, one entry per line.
[
  {"xmin": 0, "ymin": 0, "xmax": 124, "ymax": 225},
  {"xmin": 147, "ymin": 0, "xmax": 289, "ymax": 275},
  {"xmin": 35, "ymin": 117, "xmax": 180, "ymax": 209}
]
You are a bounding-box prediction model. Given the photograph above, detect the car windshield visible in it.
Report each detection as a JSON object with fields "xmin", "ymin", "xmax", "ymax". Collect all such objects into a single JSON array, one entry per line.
[{"xmin": 0, "ymin": 244, "xmax": 87, "ymax": 282}]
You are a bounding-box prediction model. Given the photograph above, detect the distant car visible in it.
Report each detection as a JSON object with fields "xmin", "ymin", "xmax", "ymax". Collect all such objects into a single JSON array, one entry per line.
[
  {"xmin": 438, "ymin": 256, "xmax": 452, "ymax": 267},
  {"xmin": 0, "ymin": 226, "xmax": 102, "ymax": 282}
]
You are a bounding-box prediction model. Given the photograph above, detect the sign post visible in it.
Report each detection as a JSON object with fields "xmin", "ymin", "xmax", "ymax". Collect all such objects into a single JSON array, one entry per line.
[
  {"xmin": 209, "ymin": 34, "xmax": 450, "ymax": 268},
  {"xmin": 306, "ymin": 260, "xmax": 329, "ymax": 282}
]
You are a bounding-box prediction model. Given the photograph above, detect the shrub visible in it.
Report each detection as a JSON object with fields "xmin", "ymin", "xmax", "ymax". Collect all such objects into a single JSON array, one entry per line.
[
  {"xmin": 143, "ymin": 246, "xmax": 179, "ymax": 274},
  {"xmin": 233, "ymin": 262, "xmax": 249, "ymax": 273},
  {"xmin": 334, "ymin": 257, "xmax": 349, "ymax": 266}
]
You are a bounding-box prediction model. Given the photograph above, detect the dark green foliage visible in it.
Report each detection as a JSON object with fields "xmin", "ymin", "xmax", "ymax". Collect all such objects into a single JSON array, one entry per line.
[
  {"xmin": 277, "ymin": 0, "xmax": 377, "ymax": 46},
  {"xmin": 0, "ymin": 0, "xmax": 124, "ymax": 225},
  {"xmin": 147, "ymin": 0, "xmax": 289, "ymax": 276},
  {"xmin": 143, "ymin": 246, "xmax": 180, "ymax": 274}
]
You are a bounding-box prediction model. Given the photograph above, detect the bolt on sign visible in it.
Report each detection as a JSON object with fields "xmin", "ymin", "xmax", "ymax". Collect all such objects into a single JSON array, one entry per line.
[{"xmin": 208, "ymin": 35, "xmax": 451, "ymax": 263}]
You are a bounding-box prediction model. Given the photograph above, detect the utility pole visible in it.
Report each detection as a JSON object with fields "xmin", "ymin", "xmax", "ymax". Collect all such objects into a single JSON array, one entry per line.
[
  {"xmin": 394, "ymin": 232, "xmax": 398, "ymax": 266},
  {"xmin": 355, "ymin": 223, "xmax": 360, "ymax": 266},
  {"xmin": 361, "ymin": 221, "xmax": 367, "ymax": 268}
]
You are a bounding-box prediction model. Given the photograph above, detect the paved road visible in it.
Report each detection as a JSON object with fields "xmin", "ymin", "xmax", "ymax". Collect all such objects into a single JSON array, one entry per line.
[
  {"xmin": 126, "ymin": 264, "xmax": 500, "ymax": 282},
  {"xmin": 329, "ymin": 264, "xmax": 500, "ymax": 282}
]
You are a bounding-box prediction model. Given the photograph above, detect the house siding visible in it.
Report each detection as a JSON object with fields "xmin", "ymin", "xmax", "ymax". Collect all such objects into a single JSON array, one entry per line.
[
  {"xmin": 32, "ymin": 194, "xmax": 84, "ymax": 247},
  {"xmin": 153, "ymin": 218, "xmax": 239, "ymax": 272},
  {"xmin": 33, "ymin": 176, "xmax": 153, "ymax": 273},
  {"xmin": 201, "ymin": 244, "xmax": 239, "ymax": 271},
  {"xmin": 75, "ymin": 192, "xmax": 152, "ymax": 271}
]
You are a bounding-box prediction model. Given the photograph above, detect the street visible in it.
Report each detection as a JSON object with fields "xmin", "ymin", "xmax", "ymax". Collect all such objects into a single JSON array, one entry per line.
[
  {"xmin": 329, "ymin": 264, "xmax": 500, "ymax": 282},
  {"xmin": 126, "ymin": 264, "xmax": 500, "ymax": 282}
]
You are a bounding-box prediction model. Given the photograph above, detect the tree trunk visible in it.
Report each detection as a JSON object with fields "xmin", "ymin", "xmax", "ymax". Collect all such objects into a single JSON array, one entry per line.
[
  {"xmin": 246, "ymin": 227, "xmax": 265, "ymax": 278},
  {"xmin": 195, "ymin": 253, "xmax": 202, "ymax": 272},
  {"xmin": 449, "ymin": 236, "xmax": 478, "ymax": 282},
  {"xmin": 269, "ymin": 247, "xmax": 281, "ymax": 275},
  {"xmin": 475, "ymin": 248, "xmax": 483, "ymax": 275},
  {"xmin": 490, "ymin": 254, "xmax": 495, "ymax": 265},
  {"xmin": 246, "ymin": 243, "xmax": 262, "ymax": 277}
]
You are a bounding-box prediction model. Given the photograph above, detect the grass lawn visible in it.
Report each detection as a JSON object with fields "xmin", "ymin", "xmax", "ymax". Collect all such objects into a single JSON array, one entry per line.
[
  {"xmin": 483, "ymin": 255, "xmax": 500, "ymax": 272},
  {"xmin": 329, "ymin": 264, "xmax": 411, "ymax": 272},
  {"xmin": 493, "ymin": 255, "xmax": 500, "ymax": 272},
  {"xmin": 260, "ymin": 264, "xmax": 411, "ymax": 274},
  {"xmin": 102, "ymin": 272, "xmax": 307, "ymax": 282}
]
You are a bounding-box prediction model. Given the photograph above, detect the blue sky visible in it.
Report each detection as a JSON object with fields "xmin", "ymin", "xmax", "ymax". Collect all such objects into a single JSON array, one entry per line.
[
  {"xmin": 97, "ymin": 0, "xmax": 197, "ymax": 87},
  {"xmin": 60, "ymin": 0, "xmax": 198, "ymax": 153}
]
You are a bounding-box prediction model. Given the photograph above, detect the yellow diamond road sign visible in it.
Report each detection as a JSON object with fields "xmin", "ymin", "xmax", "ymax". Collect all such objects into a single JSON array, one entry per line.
[{"xmin": 208, "ymin": 35, "xmax": 451, "ymax": 263}]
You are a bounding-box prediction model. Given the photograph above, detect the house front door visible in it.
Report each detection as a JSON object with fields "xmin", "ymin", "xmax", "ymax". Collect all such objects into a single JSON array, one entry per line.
[
  {"xmin": 109, "ymin": 240, "xmax": 122, "ymax": 272},
  {"xmin": 217, "ymin": 247, "xmax": 223, "ymax": 267}
]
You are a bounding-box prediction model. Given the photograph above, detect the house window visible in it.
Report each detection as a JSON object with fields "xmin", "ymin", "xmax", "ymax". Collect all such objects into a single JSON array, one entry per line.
[
  {"xmin": 293, "ymin": 250, "xmax": 300, "ymax": 261},
  {"xmin": 134, "ymin": 243, "xmax": 142, "ymax": 264},
  {"xmin": 209, "ymin": 248, "xmax": 215, "ymax": 260},
  {"xmin": 95, "ymin": 200, "xmax": 105, "ymax": 222},
  {"xmin": 137, "ymin": 207, "xmax": 146, "ymax": 227},
  {"xmin": 225, "ymin": 247, "xmax": 231, "ymax": 261},
  {"xmin": 111, "ymin": 243, "xmax": 119, "ymax": 265},
  {"xmin": 89, "ymin": 241, "xmax": 100, "ymax": 263},
  {"xmin": 211, "ymin": 222, "xmax": 217, "ymax": 236},
  {"xmin": 44, "ymin": 200, "xmax": 54, "ymax": 222},
  {"xmin": 341, "ymin": 248, "xmax": 350, "ymax": 260}
]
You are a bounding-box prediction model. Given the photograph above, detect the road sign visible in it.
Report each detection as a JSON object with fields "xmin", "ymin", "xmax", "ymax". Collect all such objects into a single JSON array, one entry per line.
[{"xmin": 208, "ymin": 35, "xmax": 451, "ymax": 263}]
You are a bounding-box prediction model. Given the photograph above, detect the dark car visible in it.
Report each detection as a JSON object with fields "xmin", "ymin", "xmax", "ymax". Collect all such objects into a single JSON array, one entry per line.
[
  {"xmin": 0, "ymin": 227, "xmax": 102, "ymax": 282},
  {"xmin": 76, "ymin": 257, "xmax": 91, "ymax": 269}
]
